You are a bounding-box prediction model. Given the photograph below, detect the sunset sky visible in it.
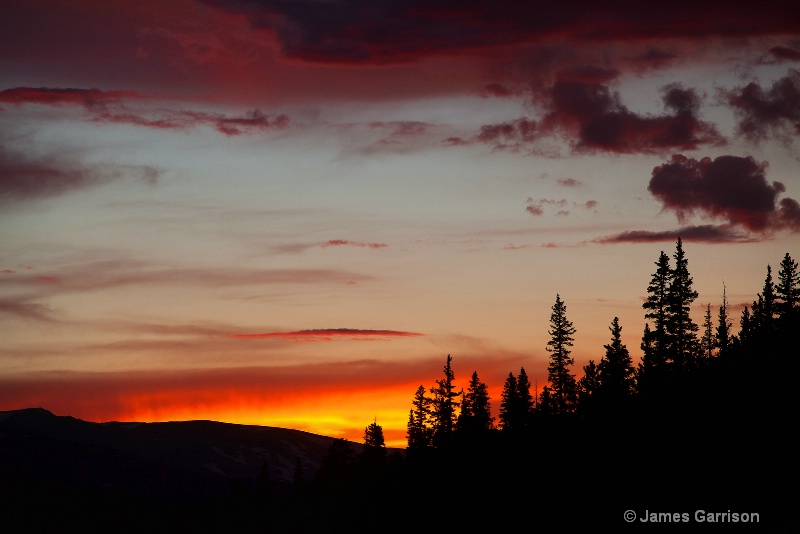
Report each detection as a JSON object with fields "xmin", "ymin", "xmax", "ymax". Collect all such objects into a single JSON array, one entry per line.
[{"xmin": 2, "ymin": 0, "xmax": 799, "ymax": 447}]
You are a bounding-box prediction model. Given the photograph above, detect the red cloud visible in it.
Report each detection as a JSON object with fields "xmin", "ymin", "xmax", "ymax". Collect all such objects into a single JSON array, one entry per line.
[
  {"xmin": 229, "ymin": 329, "xmax": 424, "ymax": 342},
  {"xmin": 0, "ymin": 87, "xmax": 140, "ymax": 108},
  {"xmin": 648, "ymin": 154, "xmax": 800, "ymax": 232}
]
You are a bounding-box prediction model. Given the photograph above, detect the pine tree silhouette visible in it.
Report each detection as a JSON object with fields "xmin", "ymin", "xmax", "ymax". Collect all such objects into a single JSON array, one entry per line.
[{"xmin": 546, "ymin": 294, "xmax": 578, "ymax": 414}]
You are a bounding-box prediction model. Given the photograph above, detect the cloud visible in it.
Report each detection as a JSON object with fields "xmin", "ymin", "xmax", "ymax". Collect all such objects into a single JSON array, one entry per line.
[
  {"xmin": 198, "ymin": 1, "xmax": 800, "ymax": 65},
  {"xmin": 0, "ymin": 297, "xmax": 59, "ymax": 322},
  {"xmin": 321, "ymin": 240, "xmax": 388, "ymax": 249},
  {"xmin": 228, "ymin": 328, "xmax": 424, "ymax": 342},
  {"xmin": 475, "ymin": 81, "xmax": 723, "ymax": 154},
  {"xmin": 0, "ymin": 87, "xmax": 140, "ymax": 109},
  {"xmin": 769, "ymin": 46, "xmax": 800, "ymax": 62},
  {"xmin": 525, "ymin": 197, "xmax": 597, "ymax": 217},
  {"xmin": 648, "ymin": 154, "xmax": 800, "ymax": 232},
  {"xmin": 558, "ymin": 178, "xmax": 582, "ymax": 187},
  {"xmin": 0, "ymin": 259, "xmax": 373, "ymax": 294},
  {"xmin": 94, "ymin": 108, "xmax": 290, "ymax": 136},
  {"xmin": 544, "ymin": 81, "xmax": 724, "ymax": 153},
  {"xmin": 592, "ymin": 225, "xmax": 754, "ymax": 244},
  {"xmin": 722, "ymin": 69, "xmax": 800, "ymax": 144},
  {"xmin": 0, "ymin": 144, "xmax": 159, "ymax": 204},
  {"xmin": 1, "ymin": 87, "xmax": 289, "ymax": 136}
]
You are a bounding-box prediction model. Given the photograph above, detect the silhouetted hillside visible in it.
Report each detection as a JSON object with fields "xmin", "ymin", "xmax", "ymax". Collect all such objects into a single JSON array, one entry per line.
[{"xmin": 0, "ymin": 408, "xmax": 374, "ymax": 533}]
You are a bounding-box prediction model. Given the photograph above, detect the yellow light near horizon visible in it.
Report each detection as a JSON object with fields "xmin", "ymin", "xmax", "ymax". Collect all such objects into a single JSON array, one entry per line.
[{"xmin": 119, "ymin": 384, "xmax": 417, "ymax": 449}]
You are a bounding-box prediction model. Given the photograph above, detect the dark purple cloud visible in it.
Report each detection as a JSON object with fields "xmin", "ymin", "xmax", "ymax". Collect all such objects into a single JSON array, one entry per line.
[
  {"xmin": 476, "ymin": 81, "xmax": 723, "ymax": 154},
  {"xmin": 723, "ymin": 69, "xmax": 800, "ymax": 144},
  {"xmin": 769, "ymin": 46, "xmax": 800, "ymax": 62},
  {"xmin": 545, "ymin": 81, "xmax": 724, "ymax": 153},
  {"xmin": 648, "ymin": 154, "xmax": 800, "ymax": 232},
  {"xmin": 592, "ymin": 225, "xmax": 753, "ymax": 244},
  {"xmin": 0, "ymin": 145, "xmax": 159, "ymax": 204},
  {"xmin": 477, "ymin": 118, "xmax": 539, "ymax": 150},
  {"xmin": 198, "ymin": 0, "xmax": 800, "ymax": 65}
]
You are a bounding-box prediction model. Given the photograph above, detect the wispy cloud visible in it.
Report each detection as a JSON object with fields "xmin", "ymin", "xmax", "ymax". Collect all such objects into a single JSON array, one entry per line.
[
  {"xmin": 321, "ymin": 240, "xmax": 388, "ymax": 249},
  {"xmin": 0, "ymin": 259, "xmax": 373, "ymax": 294},
  {"xmin": 0, "ymin": 297, "xmax": 59, "ymax": 322},
  {"xmin": 0, "ymin": 144, "xmax": 159, "ymax": 204},
  {"xmin": 591, "ymin": 225, "xmax": 755, "ymax": 244},
  {"xmin": 0, "ymin": 86, "xmax": 290, "ymax": 137},
  {"xmin": 229, "ymin": 328, "xmax": 424, "ymax": 342}
]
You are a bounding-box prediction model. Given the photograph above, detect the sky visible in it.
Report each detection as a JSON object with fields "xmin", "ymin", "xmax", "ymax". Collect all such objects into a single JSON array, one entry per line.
[{"xmin": 1, "ymin": 0, "xmax": 799, "ymax": 447}]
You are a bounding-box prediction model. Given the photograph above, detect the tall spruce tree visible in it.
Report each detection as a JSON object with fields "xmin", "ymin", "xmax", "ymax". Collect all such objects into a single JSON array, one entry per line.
[
  {"xmin": 776, "ymin": 253, "xmax": 799, "ymax": 323},
  {"xmin": 498, "ymin": 372, "xmax": 518, "ymax": 431},
  {"xmin": 751, "ymin": 265, "xmax": 777, "ymax": 351},
  {"xmin": 457, "ymin": 371, "xmax": 494, "ymax": 434},
  {"xmin": 546, "ymin": 294, "xmax": 578, "ymax": 414},
  {"xmin": 739, "ymin": 306, "xmax": 753, "ymax": 350},
  {"xmin": 516, "ymin": 367, "xmax": 534, "ymax": 427},
  {"xmin": 700, "ymin": 304, "xmax": 714, "ymax": 363},
  {"xmin": 597, "ymin": 317, "xmax": 635, "ymax": 409},
  {"xmin": 642, "ymin": 251, "xmax": 672, "ymax": 365},
  {"xmin": 406, "ymin": 385, "xmax": 432, "ymax": 449},
  {"xmin": 429, "ymin": 354, "xmax": 462, "ymax": 447},
  {"xmin": 716, "ymin": 284, "xmax": 733, "ymax": 357},
  {"xmin": 665, "ymin": 237, "xmax": 699, "ymax": 371}
]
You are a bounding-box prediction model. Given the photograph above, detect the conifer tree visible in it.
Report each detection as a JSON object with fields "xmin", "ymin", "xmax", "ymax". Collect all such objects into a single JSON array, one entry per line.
[
  {"xmin": 498, "ymin": 372, "xmax": 518, "ymax": 431},
  {"xmin": 577, "ymin": 359, "xmax": 599, "ymax": 416},
  {"xmin": 546, "ymin": 294, "xmax": 578, "ymax": 414},
  {"xmin": 429, "ymin": 354, "xmax": 462, "ymax": 447},
  {"xmin": 516, "ymin": 367, "xmax": 534, "ymax": 426},
  {"xmin": 739, "ymin": 306, "xmax": 753, "ymax": 350},
  {"xmin": 716, "ymin": 284, "xmax": 732, "ymax": 357},
  {"xmin": 363, "ymin": 419, "xmax": 386, "ymax": 449},
  {"xmin": 597, "ymin": 317, "xmax": 635, "ymax": 407},
  {"xmin": 776, "ymin": 253, "xmax": 799, "ymax": 322},
  {"xmin": 360, "ymin": 418, "xmax": 387, "ymax": 467},
  {"xmin": 537, "ymin": 385, "xmax": 554, "ymax": 415},
  {"xmin": 665, "ymin": 238, "xmax": 699, "ymax": 371},
  {"xmin": 700, "ymin": 304, "xmax": 714, "ymax": 363},
  {"xmin": 406, "ymin": 385, "xmax": 432, "ymax": 449},
  {"xmin": 457, "ymin": 371, "xmax": 494, "ymax": 434},
  {"xmin": 642, "ymin": 251, "xmax": 672, "ymax": 364},
  {"xmin": 637, "ymin": 323, "xmax": 666, "ymax": 395},
  {"xmin": 750, "ymin": 266, "xmax": 777, "ymax": 351}
]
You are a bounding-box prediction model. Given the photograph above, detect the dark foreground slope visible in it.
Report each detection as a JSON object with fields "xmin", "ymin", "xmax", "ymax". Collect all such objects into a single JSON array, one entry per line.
[{"xmin": 0, "ymin": 408, "xmax": 364, "ymax": 533}]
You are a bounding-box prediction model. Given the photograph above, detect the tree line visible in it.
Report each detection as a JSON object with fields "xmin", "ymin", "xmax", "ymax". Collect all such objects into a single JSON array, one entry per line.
[
  {"xmin": 399, "ymin": 238, "xmax": 799, "ymax": 449},
  {"xmin": 207, "ymin": 239, "xmax": 798, "ymax": 531}
]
